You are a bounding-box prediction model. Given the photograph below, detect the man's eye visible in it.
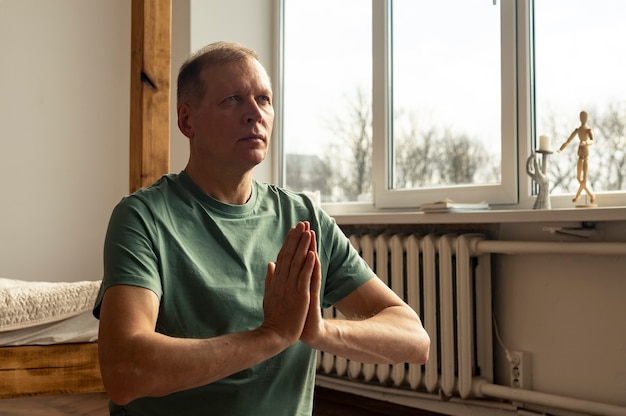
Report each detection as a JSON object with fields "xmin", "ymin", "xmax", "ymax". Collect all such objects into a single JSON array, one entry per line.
[
  {"xmin": 224, "ymin": 96, "xmax": 239, "ymax": 103},
  {"xmin": 259, "ymin": 96, "xmax": 271, "ymax": 104}
]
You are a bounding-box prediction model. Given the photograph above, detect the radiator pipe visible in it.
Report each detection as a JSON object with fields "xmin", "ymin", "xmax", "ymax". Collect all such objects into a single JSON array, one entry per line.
[
  {"xmin": 472, "ymin": 240, "xmax": 626, "ymax": 256},
  {"xmin": 469, "ymin": 237, "xmax": 626, "ymax": 415},
  {"xmin": 474, "ymin": 379, "xmax": 626, "ymax": 416}
]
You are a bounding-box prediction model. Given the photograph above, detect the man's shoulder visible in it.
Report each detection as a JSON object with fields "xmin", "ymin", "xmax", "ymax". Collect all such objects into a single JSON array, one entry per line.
[
  {"xmin": 136, "ymin": 173, "xmax": 180, "ymax": 194},
  {"xmin": 117, "ymin": 174, "xmax": 185, "ymax": 212}
]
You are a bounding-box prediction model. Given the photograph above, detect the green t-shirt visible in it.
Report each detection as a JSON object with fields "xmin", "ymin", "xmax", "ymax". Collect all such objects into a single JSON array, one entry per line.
[{"xmin": 93, "ymin": 172, "xmax": 373, "ymax": 416}]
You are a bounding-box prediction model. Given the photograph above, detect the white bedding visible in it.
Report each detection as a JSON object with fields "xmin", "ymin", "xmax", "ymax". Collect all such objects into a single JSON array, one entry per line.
[
  {"xmin": 0, "ymin": 311, "xmax": 99, "ymax": 346},
  {"xmin": 0, "ymin": 278, "xmax": 101, "ymax": 332}
]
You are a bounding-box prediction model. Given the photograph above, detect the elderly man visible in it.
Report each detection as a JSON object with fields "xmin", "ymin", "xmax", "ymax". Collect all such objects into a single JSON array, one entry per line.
[{"xmin": 94, "ymin": 41, "xmax": 429, "ymax": 416}]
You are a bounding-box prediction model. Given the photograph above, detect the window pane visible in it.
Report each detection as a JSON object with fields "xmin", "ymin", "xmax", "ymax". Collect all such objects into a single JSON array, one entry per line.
[
  {"xmin": 283, "ymin": 0, "xmax": 372, "ymax": 203},
  {"xmin": 534, "ymin": 0, "xmax": 626, "ymax": 199},
  {"xmin": 391, "ymin": 0, "xmax": 502, "ymax": 190}
]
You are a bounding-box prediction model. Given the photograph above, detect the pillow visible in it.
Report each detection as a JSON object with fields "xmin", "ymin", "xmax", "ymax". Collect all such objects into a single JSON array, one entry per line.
[{"xmin": 0, "ymin": 278, "xmax": 101, "ymax": 332}]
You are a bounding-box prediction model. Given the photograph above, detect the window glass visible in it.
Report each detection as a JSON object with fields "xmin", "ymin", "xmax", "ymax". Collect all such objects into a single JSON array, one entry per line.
[
  {"xmin": 282, "ymin": 0, "xmax": 372, "ymax": 203},
  {"xmin": 391, "ymin": 0, "xmax": 502, "ymax": 190},
  {"xmin": 281, "ymin": 0, "xmax": 626, "ymax": 210},
  {"xmin": 534, "ymin": 0, "xmax": 626, "ymax": 196}
]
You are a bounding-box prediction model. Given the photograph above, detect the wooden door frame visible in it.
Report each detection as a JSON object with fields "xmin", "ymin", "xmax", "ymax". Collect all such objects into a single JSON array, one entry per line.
[{"xmin": 129, "ymin": 0, "xmax": 171, "ymax": 193}]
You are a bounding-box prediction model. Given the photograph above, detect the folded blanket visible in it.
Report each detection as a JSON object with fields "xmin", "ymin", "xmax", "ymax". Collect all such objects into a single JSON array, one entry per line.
[{"xmin": 0, "ymin": 278, "xmax": 101, "ymax": 332}]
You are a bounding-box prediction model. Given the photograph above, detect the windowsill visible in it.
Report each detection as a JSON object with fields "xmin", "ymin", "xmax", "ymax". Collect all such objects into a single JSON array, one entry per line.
[{"xmin": 330, "ymin": 205, "xmax": 626, "ymax": 226}]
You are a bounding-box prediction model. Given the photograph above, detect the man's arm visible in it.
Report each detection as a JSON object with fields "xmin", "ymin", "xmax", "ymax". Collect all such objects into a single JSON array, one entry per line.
[
  {"xmin": 98, "ymin": 285, "xmax": 290, "ymax": 405},
  {"xmin": 300, "ymin": 258, "xmax": 430, "ymax": 365},
  {"xmin": 98, "ymin": 222, "xmax": 317, "ymax": 405},
  {"xmin": 296, "ymin": 222, "xmax": 430, "ymax": 365}
]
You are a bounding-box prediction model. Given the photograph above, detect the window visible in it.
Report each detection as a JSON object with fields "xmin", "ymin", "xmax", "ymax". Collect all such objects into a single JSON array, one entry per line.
[
  {"xmin": 377, "ymin": 0, "xmax": 517, "ymax": 208},
  {"xmin": 391, "ymin": 1, "xmax": 501, "ymax": 191},
  {"xmin": 281, "ymin": 0, "xmax": 372, "ymax": 203},
  {"xmin": 280, "ymin": 0, "xmax": 626, "ymax": 211},
  {"xmin": 533, "ymin": 0, "xmax": 626, "ymax": 202}
]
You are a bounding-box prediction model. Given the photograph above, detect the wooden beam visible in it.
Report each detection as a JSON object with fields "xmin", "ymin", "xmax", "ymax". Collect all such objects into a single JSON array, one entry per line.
[{"xmin": 129, "ymin": 0, "xmax": 171, "ymax": 193}]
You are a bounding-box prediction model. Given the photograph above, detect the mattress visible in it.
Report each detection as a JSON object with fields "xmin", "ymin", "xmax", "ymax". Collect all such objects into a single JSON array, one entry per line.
[{"xmin": 0, "ymin": 278, "xmax": 101, "ymax": 346}]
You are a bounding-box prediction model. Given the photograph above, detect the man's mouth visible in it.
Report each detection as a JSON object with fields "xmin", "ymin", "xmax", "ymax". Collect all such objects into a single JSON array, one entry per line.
[{"xmin": 241, "ymin": 134, "xmax": 265, "ymax": 143}]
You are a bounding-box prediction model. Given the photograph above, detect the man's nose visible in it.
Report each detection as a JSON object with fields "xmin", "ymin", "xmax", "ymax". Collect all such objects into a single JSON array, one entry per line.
[{"xmin": 244, "ymin": 99, "xmax": 264, "ymax": 123}]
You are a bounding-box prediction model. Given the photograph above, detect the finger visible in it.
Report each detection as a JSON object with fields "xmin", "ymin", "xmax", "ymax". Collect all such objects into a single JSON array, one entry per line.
[
  {"xmin": 275, "ymin": 226, "xmax": 312, "ymax": 284},
  {"xmin": 310, "ymin": 252, "xmax": 321, "ymax": 305},
  {"xmin": 265, "ymin": 262, "xmax": 276, "ymax": 293},
  {"xmin": 296, "ymin": 221, "xmax": 316, "ymax": 254},
  {"xmin": 308, "ymin": 229, "xmax": 317, "ymax": 254},
  {"xmin": 274, "ymin": 226, "xmax": 301, "ymax": 277},
  {"xmin": 296, "ymin": 250, "xmax": 316, "ymax": 293},
  {"xmin": 295, "ymin": 221, "xmax": 307, "ymax": 233},
  {"xmin": 294, "ymin": 235, "xmax": 314, "ymax": 287},
  {"xmin": 300, "ymin": 253, "xmax": 323, "ymax": 345},
  {"xmin": 299, "ymin": 222, "xmax": 316, "ymax": 254}
]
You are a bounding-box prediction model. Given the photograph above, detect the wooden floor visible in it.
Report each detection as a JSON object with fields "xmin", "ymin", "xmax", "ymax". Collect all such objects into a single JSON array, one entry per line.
[
  {"xmin": 314, "ymin": 387, "xmax": 445, "ymax": 416},
  {"xmin": 0, "ymin": 387, "xmax": 444, "ymax": 415},
  {"xmin": 0, "ymin": 392, "xmax": 109, "ymax": 416}
]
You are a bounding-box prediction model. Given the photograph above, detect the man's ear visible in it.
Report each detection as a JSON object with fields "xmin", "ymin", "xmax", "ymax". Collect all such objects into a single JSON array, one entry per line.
[{"xmin": 177, "ymin": 103, "xmax": 194, "ymax": 139}]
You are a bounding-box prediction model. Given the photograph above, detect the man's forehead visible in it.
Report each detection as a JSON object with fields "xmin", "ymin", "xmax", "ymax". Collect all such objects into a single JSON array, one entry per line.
[{"xmin": 201, "ymin": 59, "xmax": 272, "ymax": 92}]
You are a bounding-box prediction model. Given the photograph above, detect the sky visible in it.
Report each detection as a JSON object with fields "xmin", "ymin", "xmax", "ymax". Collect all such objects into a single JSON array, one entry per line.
[
  {"xmin": 534, "ymin": 0, "xmax": 626, "ymax": 133},
  {"xmin": 282, "ymin": 0, "xmax": 626, "ymax": 159}
]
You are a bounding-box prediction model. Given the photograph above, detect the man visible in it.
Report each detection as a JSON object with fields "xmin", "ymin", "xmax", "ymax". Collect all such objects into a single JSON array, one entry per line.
[{"xmin": 94, "ymin": 41, "xmax": 429, "ymax": 415}]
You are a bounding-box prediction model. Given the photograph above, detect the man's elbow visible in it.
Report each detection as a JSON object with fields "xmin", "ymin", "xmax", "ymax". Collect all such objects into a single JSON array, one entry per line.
[
  {"xmin": 416, "ymin": 331, "xmax": 431, "ymax": 365},
  {"xmin": 101, "ymin": 366, "xmax": 142, "ymax": 406},
  {"xmin": 105, "ymin": 386, "xmax": 135, "ymax": 407},
  {"xmin": 100, "ymin": 355, "xmax": 156, "ymax": 406},
  {"xmin": 408, "ymin": 328, "xmax": 430, "ymax": 365}
]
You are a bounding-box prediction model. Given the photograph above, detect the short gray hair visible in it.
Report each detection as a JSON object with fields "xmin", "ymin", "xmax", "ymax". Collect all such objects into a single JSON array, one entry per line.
[{"xmin": 177, "ymin": 41, "xmax": 263, "ymax": 105}]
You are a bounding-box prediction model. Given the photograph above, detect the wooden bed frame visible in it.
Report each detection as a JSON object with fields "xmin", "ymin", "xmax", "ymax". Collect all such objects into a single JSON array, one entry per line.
[
  {"xmin": 0, "ymin": 0, "xmax": 171, "ymax": 400},
  {"xmin": 0, "ymin": 343, "xmax": 103, "ymax": 398}
]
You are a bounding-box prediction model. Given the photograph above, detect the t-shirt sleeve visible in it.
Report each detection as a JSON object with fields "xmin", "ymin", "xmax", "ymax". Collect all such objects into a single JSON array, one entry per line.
[
  {"xmin": 316, "ymin": 211, "xmax": 374, "ymax": 308},
  {"xmin": 93, "ymin": 196, "xmax": 163, "ymax": 319}
]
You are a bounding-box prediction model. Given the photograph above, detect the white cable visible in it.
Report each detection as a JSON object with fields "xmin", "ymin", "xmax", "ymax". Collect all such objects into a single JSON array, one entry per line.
[{"xmin": 492, "ymin": 314, "xmax": 515, "ymax": 364}]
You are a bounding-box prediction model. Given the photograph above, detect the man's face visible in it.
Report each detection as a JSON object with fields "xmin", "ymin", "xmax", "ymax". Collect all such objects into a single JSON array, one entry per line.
[{"xmin": 180, "ymin": 57, "xmax": 274, "ymax": 173}]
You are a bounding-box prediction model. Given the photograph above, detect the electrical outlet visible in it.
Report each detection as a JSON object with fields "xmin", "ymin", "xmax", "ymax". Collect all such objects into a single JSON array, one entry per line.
[{"xmin": 509, "ymin": 351, "xmax": 531, "ymax": 389}]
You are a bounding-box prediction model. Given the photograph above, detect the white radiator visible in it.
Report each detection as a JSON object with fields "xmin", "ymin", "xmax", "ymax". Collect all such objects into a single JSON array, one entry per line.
[{"xmin": 317, "ymin": 232, "xmax": 493, "ymax": 400}]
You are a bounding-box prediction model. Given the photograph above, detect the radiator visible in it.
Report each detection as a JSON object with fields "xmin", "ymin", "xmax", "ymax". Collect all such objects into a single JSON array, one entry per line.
[{"xmin": 317, "ymin": 232, "xmax": 493, "ymax": 400}]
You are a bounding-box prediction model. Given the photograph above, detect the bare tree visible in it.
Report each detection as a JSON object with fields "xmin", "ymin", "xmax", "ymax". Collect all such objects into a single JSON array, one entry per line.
[
  {"xmin": 285, "ymin": 154, "xmax": 333, "ymax": 197},
  {"xmin": 593, "ymin": 102, "xmax": 626, "ymax": 190},
  {"xmin": 325, "ymin": 88, "xmax": 372, "ymax": 200},
  {"xmin": 395, "ymin": 121, "xmax": 497, "ymax": 187},
  {"xmin": 291, "ymin": 91, "xmax": 626, "ymax": 201},
  {"xmin": 394, "ymin": 114, "xmax": 439, "ymax": 188},
  {"xmin": 438, "ymin": 130, "xmax": 490, "ymax": 184},
  {"xmin": 323, "ymin": 90, "xmax": 500, "ymax": 196}
]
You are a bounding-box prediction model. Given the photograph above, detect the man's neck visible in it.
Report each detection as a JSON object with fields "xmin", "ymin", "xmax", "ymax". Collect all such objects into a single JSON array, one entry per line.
[{"xmin": 184, "ymin": 164, "xmax": 254, "ymax": 205}]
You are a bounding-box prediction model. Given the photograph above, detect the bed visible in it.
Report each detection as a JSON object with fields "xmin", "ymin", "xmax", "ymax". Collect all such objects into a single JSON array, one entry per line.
[
  {"xmin": 0, "ymin": 1, "xmax": 169, "ymax": 400},
  {"xmin": 0, "ymin": 278, "xmax": 104, "ymax": 398}
]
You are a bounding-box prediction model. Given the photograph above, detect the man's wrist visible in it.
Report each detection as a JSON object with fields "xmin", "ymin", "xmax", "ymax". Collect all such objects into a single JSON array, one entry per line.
[{"xmin": 254, "ymin": 325, "xmax": 292, "ymax": 355}]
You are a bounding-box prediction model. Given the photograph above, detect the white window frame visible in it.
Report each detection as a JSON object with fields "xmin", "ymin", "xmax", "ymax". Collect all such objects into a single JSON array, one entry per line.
[
  {"xmin": 372, "ymin": 0, "xmax": 519, "ymax": 209},
  {"xmin": 276, "ymin": 0, "xmax": 626, "ymax": 215}
]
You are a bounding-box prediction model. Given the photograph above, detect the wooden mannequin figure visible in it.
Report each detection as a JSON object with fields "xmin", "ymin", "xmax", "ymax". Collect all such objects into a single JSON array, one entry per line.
[{"xmin": 558, "ymin": 110, "xmax": 597, "ymax": 206}]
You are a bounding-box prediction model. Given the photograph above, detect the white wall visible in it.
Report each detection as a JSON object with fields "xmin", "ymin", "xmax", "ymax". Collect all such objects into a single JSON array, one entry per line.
[
  {"xmin": 0, "ymin": 0, "xmax": 275, "ymax": 283},
  {"xmin": 170, "ymin": 0, "xmax": 277, "ymax": 181},
  {"xmin": 0, "ymin": 0, "xmax": 130, "ymax": 282},
  {"xmin": 493, "ymin": 222, "xmax": 626, "ymax": 407}
]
